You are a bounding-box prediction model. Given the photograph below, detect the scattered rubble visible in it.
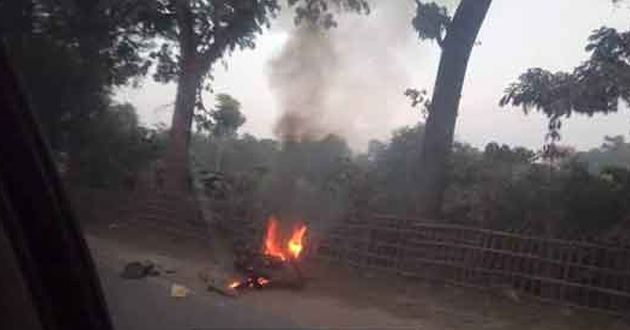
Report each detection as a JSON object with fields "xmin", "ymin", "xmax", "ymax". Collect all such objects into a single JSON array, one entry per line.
[
  {"xmin": 120, "ymin": 261, "xmax": 160, "ymax": 279},
  {"xmin": 199, "ymin": 268, "xmax": 239, "ymax": 298},
  {"xmin": 170, "ymin": 284, "xmax": 190, "ymax": 298}
]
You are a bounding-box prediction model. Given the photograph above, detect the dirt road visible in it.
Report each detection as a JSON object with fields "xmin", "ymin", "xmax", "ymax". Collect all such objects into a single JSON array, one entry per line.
[
  {"xmin": 97, "ymin": 261, "xmax": 296, "ymax": 329},
  {"xmin": 86, "ymin": 224, "xmax": 628, "ymax": 330}
]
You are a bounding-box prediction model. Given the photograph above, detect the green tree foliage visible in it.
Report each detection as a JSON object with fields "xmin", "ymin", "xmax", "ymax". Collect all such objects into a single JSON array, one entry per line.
[
  {"xmin": 67, "ymin": 103, "xmax": 164, "ymax": 187},
  {"xmin": 576, "ymin": 135, "xmax": 630, "ymax": 172},
  {"xmin": 149, "ymin": 1, "xmax": 281, "ymax": 86},
  {"xmin": 500, "ymin": 25, "xmax": 630, "ymax": 139},
  {"xmin": 289, "ymin": 0, "xmax": 370, "ymax": 28},
  {"xmin": 211, "ymin": 94, "xmax": 247, "ymax": 138},
  {"xmin": 193, "ymin": 115, "xmax": 630, "ymax": 240},
  {"xmin": 342, "ymin": 125, "xmax": 627, "ymax": 238},
  {"xmin": 194, "ymin": 93, "xmax": 246, "ymax": 137},
  {"xmin": 363, "ymin": 124, "xmax": 425, "ymax": 214},
  {"xmin": 195, "ymin": 93, "xmax": 247, "ymax": 171},
  {"xmin": 0, "ymin": 0, "xmax": 162, "ymax": 188},
  {"xmin": 1, "ymin": 0, "xmax": 154, "ymax": 87},
  {"xmin": 191, "ymin": 131, "xmax": 279, "ymax": 227},
  {"xmin": 411, "ymin": 1, "xmax": 451, "ymax": 47},
  {"xmin": 1, "ymin": 0, "xmax": 136, "ymax": 138},
  {"xmin": 444, "ymin": 149, "xmax": 626, "ymax": 237},
  {"xmin": 484, "ymin": 142, "xmax": 536, "ymax": 164},
  {"xmin": 192, "ymin": 130, "xmax": 355, "ymax": 231}
]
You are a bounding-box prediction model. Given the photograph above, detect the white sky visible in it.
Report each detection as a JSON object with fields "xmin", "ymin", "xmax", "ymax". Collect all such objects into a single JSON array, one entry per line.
[{"xmin": 116, "ymin": 0, "xmax": 630, "ymax": 152}]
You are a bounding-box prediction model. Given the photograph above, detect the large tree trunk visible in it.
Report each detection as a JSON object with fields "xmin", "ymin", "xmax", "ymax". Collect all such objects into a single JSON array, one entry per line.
[
  {"xmin": 164, "ymin": 0, "xmax": 201, "ymax": 192},
  {"xmin": 165, "ymin": 58, "xmax": 201, "ymax": 191},
  {"xmin": 416, "ymin": 0, "xmax": 492, "ymax": 218}
]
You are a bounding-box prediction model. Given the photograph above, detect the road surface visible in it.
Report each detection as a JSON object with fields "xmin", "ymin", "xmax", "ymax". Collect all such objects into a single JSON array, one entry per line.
[{"xmin": 97, "ymin": 264, "xmax": 297, "ymax": 330}]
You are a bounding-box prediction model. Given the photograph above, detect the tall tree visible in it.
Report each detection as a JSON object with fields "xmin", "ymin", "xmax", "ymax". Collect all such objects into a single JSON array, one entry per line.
[
  {"xmin": 411, "ymin": 0, "xmax": 492, "ymax": 218},
  {"xmin": 500, "ymin": 26, "xmax": 630, "ymax": 139},
  {"xmin": 154, "ymin": 0, "xmax": 368, "ymax": 191},
  {"xmin": 211, "ymin": 94, "xmax": 246, "ymax": 139},
  {"xmin": 150, "ymin": 0, "xmax": 279, "ymax": 191},
  {"xmin": 500, "ymin": 1, "xmax": 629, "ymax": 148},
  {"xmin": 210, "ymin": 93, "xmax": 246, "ymax": 171},
  {"xmin": 0, "ymin": 0, "xmax": 154, "ymax": 151}
]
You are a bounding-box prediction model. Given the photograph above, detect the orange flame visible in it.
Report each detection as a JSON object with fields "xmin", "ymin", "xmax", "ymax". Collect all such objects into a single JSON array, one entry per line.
[
  {"xmin": 264, "ymin": 215, "xmax": 286, "ymax": 261},
  {"xmin": 257, "ymin": 277, "xmax": 270, "ymax": 286},
  {"xmin": 288, "ymin": 225, "xmax": 307, "ymax": 259},
  {"xmin": 228, "ymin": 281, "xmax": 240, "ymax": 289},
  {"xmin": 263, "ymin": 216, "xmax": 307, "ymax": 260}
]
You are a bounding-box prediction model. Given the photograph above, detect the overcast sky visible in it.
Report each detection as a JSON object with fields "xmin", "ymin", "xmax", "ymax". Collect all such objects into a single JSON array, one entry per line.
[{"xmin": 116, "ymin": 0, "xmax": 630, "ymax": 152}]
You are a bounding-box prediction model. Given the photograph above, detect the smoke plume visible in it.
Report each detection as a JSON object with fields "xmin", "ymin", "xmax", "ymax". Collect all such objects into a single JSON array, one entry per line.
[
  {"xmin": 268, "ymin": 0, "xmax": 417, "ymax": 150},
  {"xmin": 259, "ymin": 1, "xmax": 420, "ymax": 234},
  {"xmin": 269, "ymin": 25, "xmax": 338, "ymax": 141}
]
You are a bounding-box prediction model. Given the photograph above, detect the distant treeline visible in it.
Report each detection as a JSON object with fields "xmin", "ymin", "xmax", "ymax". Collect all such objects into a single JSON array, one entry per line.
[{"xmin": 192, "ymin": 124, "xmax": 630, "ymax": 242}]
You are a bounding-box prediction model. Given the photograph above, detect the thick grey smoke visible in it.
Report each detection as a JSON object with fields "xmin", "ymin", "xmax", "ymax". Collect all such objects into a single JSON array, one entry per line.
[
  {"xmin": 259, "ymin": 1, "xmax": 421, "ymax": 235},
  {"xmin": 268, "ymin": 0, "xmax": 418, "ymax": 150},
  {"xmin": 269, "ymin": 25, "xmax": 339, "ymax": 141}
]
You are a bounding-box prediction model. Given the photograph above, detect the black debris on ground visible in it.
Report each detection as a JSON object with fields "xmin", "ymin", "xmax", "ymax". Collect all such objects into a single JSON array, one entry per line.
[{"xmin": 120, "ymin": 261, "xmax": 160, "ymax": 279}]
